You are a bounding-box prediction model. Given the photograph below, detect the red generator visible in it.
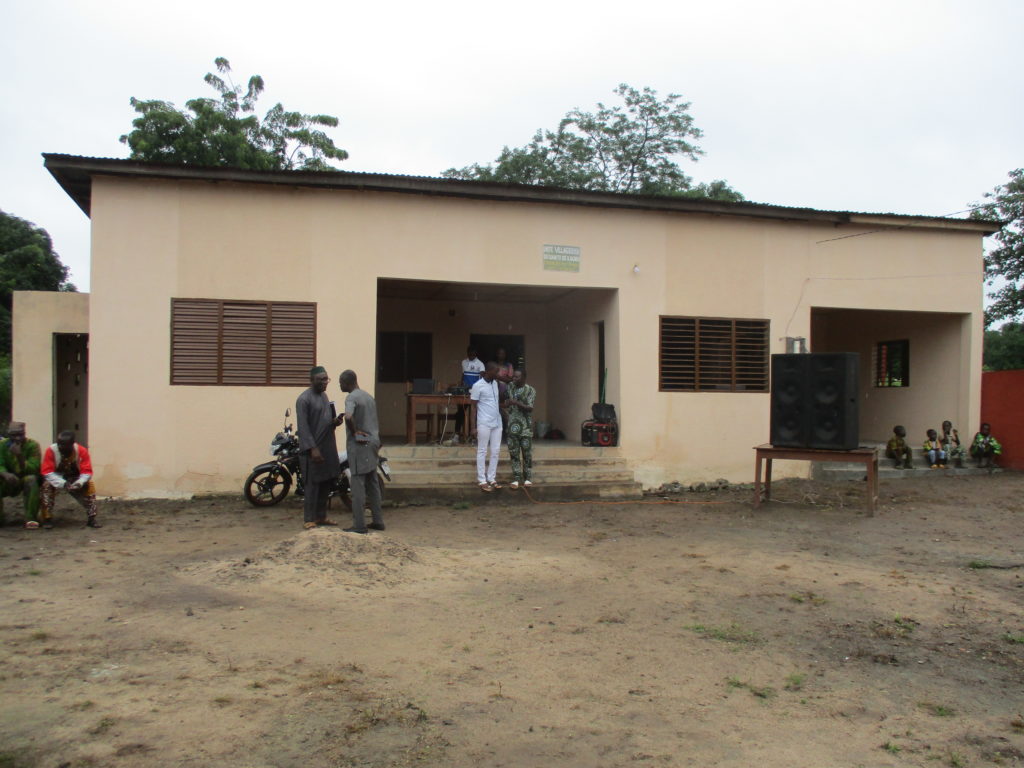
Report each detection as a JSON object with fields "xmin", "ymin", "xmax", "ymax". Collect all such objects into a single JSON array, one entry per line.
[{"xmin": 581, "ymin": 420, "xmax": 618, "ymax": 447}]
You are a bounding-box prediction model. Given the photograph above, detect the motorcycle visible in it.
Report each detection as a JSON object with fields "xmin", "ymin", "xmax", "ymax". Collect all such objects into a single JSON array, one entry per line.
[{"xmin": 243, "ymin": 408, "xmax": 391, "ymax": 508}]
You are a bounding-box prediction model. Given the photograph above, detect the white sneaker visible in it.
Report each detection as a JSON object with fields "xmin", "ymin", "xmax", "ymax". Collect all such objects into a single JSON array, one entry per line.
[
  {"xmin": 510, "ymin": 481, "xmax": 519, "ymax": 489},
  {"xmin": 523, "ymin": 480, "xmax": 533, "ymax": 487}
]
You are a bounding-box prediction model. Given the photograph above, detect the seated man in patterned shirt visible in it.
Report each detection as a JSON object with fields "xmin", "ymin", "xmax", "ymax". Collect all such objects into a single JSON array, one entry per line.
[{"xmin": 40, "ymin": 430, "xmax": 100, "ymax": 528}]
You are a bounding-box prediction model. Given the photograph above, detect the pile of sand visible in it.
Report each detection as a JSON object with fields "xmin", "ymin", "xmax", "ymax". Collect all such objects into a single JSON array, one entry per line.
[{"xmin": 192, "ymin": 528, "xmax": 428, "ymax": 588}]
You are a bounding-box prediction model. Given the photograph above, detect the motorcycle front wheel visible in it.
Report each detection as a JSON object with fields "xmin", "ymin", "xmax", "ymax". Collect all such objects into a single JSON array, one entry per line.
[{"xmin": 244, "ymin": 467, "xmax": 292, "ymax": 507}]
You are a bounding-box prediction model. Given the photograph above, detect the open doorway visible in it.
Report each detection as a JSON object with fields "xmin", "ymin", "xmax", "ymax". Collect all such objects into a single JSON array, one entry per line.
[
  {"xmin": 374, "ymin": 278, "xmax": 618, "ymax": 441},
  {"xmin": 54, "ymin": 333, "xmax": 88, "ymax": 443},
  {"xmin": 470, "ymin": 334, "xmax": 525, "ymax": 370}
]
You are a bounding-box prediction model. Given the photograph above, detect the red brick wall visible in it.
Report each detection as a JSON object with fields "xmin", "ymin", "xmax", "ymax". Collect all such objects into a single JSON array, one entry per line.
[{"xmin": 981, "ymin": 370, "xmax": 1024, "ymax": 470}]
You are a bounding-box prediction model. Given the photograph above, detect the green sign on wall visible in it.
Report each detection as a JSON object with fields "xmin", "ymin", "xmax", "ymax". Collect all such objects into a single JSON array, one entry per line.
[{"xmin": 543, "ymin": 244, "xmax": 581, "ymax": 272}]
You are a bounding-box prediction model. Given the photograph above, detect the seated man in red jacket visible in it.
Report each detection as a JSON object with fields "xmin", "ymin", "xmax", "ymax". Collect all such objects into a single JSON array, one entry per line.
[{"xmin": 40, "ymin": 430, "xmax": 100, "ymax": 528}]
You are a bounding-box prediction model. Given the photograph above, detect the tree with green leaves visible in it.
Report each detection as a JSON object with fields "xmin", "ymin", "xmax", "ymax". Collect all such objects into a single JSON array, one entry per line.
[
  {"xmin": 983, "ymin": 322, "xmax": 1024, "ymax": 371},
  {"xmin": 443, "ymin": 84, "xmax": 743, "ymax": 201},
  {"xmin": 120, "ymin": 57, "xmax": 348, "ymax": 171},
  {"xmin": 973, "ymin": 168, "xmax": 1023, "ymax": 325}
]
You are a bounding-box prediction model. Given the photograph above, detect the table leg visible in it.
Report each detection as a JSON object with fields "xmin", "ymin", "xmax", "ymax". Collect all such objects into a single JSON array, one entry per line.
[
  {"xmin": 753, "ymin": 452, "xmax": 763, "ymax": 507},
  {"xmin": 406, "ymin": 398, "xmax": 416, "ymax": 444},
  {"xmin": 867, "ymin": 454, "xmax": 878, "ymax": 517},
  {"xmin": 764, "ymin": 458, "xmax": 773, "ymax": 502}
]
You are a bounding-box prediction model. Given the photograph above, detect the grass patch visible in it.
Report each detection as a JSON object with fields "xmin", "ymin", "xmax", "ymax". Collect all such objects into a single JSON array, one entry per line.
[
  {"xmin": 882, "ymin": 741, "xmax": 901, "ymax": 754},
  {"xmin": 451, "ymin": 501, "xmax": 471, "ymax": 510},
  {"xmin": 789, "ymin": 592, "xmax": 827, "ymax": 605},
  {"xmin": 968, "ymin": 560, "xmax": 993, "ymax": 569},
  {"xmin": 784, "ymin": 673, "xmax": 806, "ymax": 691},
  {"xmin": 687, "ymin": 623, "xmax": 761, "ymax": 644},
  {"xmin": 29, "ymin": 631, "xmax": 49, "ymax": 641},
  {"xmin": 919, "ymin": 701, "xmax": 955, "ymax": 717},
  {"xmin": 725, "ymin": 677, "xmax": 775, "ymax": 699},
  {"xmin": 872, "ymin": 616, "xmax": 919, "ymax": 639},
  {"xmin": 88, "ymin": 716, "xmax": 116, "ymax": 735},
  {"xmin": 1002, "ymin": 633, "xmax": 1024, "ymax": 645},
  {"xmin": 26, "ymin": 570, "xmax": 42, "ymax": 576}
]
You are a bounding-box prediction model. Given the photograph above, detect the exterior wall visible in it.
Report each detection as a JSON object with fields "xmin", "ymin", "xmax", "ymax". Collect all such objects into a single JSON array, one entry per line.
[
  {"xmin": 11, "ymin": 290, "xmax": 90, "ymax": 444},
  {"xmin": 981, "ymin": 369, "xmax": 1024, "ymax": 470},
  {"xmin": 80, "ymin": 174, "xmax": 986, "ymax": 496},
  {"xmin": 812, "ymin": 308, "xmax": 970, "ymax": 443}
]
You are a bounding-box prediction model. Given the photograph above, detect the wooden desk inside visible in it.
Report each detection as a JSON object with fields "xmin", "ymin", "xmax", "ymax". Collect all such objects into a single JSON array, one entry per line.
[
  {"xmin": 753, "ymin": 444, "xmax": 879, "ymax": 516},
  {"xmin": 405, "ymin": 393, "xmax": 474, "ymax": 444}
]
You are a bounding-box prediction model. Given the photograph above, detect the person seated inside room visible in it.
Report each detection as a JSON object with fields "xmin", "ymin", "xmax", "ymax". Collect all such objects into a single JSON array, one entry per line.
[
  {"xmin": 940, "ymin": 420, "xmax": 965, "ymax": 468},
  {"xmin": 923, "ymin": 428, "xmax": 947, "ymax": 469},
  {"xmin": 885, "ymin": 425, "xmax": 914, "ymax": 469},
  {"xmin": 969, "ymin": 422, "xmax": 1002, "ymax": 469}
]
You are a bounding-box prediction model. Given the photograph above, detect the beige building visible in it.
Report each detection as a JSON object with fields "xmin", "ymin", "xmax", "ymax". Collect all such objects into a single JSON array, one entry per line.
[{"xmin": 13, "ymin": 154, "xmax": 997, "ymax": 497}]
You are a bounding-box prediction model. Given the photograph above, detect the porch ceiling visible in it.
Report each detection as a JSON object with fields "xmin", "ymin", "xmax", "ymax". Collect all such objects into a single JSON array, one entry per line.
[{"xmin": 378, "ymin": 278, "xmax": 591, "ymax": 304}]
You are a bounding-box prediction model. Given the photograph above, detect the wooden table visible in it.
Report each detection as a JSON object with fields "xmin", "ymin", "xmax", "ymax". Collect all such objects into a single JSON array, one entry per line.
[
  {"xmin": 405, "ymin": 393, "xmax": 474, "ymax": 444},
  {"xmin": 753, "ymin": 444, "xmax": 879, "ymax": 516}
]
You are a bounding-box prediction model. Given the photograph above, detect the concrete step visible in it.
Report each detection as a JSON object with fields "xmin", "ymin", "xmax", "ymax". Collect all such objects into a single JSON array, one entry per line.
[
  {"xmin": 376, "ymin": 442, "xmax": 641, "ymax": 502},
  {"xmin": 380, "ymin": 443, "xmax": 621, "ymax": 460},
  {"xmin": 384, "ymin": 480, "xmax": 644, "ymax": 505},
  {"xmin": 813, "ymin": 464, "xmax": 1000, "ymax": 481},
  {"xmin": 388, "ymin": 470, "xmax": 638, "ymax": 486}
]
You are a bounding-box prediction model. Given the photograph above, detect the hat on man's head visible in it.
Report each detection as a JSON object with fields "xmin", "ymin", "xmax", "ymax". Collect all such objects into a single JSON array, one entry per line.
[
  {"xmin": 310, "ymin": 365, "xmax": 327, "ymax": 377},
  {"xmin": 7, "ymin": 421, "xmax": 25, "ymax": 433}
]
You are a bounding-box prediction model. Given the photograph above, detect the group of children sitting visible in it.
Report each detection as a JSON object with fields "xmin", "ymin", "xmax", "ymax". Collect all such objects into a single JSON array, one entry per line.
[{"xmin": 885, "ymin": 421, "xmax": 1003, "ymax": 469}]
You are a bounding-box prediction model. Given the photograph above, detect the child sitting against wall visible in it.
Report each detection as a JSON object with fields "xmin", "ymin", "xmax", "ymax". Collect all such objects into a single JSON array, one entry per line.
[
  {"xmin": 941, "ymin": 420, "xmax": 965, "ymax": 468},
  {"xmin": 885, "ymin": 425, "xmax": 914, "ymax": 469},
  {"xmin": 970, "ymin": 423, "xmax": 1002, "ymax": 469},
  {"xmin": 923, "ymin": 429, "xmax": 947, "ymax": 469}
]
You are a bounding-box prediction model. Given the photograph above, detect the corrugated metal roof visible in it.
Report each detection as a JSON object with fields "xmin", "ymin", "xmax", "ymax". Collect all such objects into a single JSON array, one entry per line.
[{"xmin": 41, "ymin": 153, "xmax": 1002, "ymax": 235}]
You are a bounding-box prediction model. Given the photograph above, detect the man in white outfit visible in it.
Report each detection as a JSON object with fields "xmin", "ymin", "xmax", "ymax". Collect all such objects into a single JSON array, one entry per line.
[{"xmin": 471, "ymin": 361, "xmax": 502, "ymax": 491}]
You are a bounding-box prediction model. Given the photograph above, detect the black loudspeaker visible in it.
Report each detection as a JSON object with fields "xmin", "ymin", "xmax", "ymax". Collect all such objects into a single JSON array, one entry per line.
[{"xmin": 770, "ymin": 353, "xmax": 859, "ymax": 450}]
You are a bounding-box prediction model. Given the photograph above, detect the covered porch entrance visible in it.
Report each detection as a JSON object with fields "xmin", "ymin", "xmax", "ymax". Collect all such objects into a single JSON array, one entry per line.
[
  {"xmin": 374, "ymin": 278, "xmax": 620, "ymax": 444},
  {"xmin": 810, "ymin": 307, "xmax": 974, "ymax": 444}
]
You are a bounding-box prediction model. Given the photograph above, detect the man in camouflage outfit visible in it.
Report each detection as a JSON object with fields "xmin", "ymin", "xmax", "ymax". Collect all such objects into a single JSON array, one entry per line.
[{"xmin": 505, "ymin": 368, "xmax": 536, "ymax": 489}]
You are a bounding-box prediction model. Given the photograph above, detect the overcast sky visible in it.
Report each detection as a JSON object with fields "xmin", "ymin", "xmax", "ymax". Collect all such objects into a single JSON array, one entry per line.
[{"xmin": 2, "ymin": 0, "xmax": 1021, "ymax": 291}]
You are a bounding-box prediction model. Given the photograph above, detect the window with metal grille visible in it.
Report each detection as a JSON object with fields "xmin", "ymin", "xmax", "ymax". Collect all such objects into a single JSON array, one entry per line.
[
  {"xmin": 170, "ymin": 299, "xmax": 316, "ymax": 385},
  {"xmin": 874, "ymin": 339, "xmax": 909, "ymax": 387},
  {"xmin": 659, "ymin": 316, "xmax": 770, "ymax": 392}
]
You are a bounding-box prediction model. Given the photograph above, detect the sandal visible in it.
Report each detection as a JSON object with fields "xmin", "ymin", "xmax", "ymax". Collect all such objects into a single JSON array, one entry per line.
[
  {"xmin": 303, "ymin": 521, "xmax": 318, "ymax": 530},
  {"xmin": 479, "ymin": 483, "xmax": 492, "ymax": 493},
  {"xmin": 490, "ymin": 481, "xmax": 504, "ymax": 490},
  {"xmin": 24, "ymin": 520, "xmax": 39, "ymax": 529}
]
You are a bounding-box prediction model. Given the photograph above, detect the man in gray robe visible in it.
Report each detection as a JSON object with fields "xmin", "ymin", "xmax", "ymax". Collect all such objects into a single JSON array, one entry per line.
[
  {"xmin": 296, "ymin": 365, "xmax": 343, "ymax": 529},
  {"xmin": 339, "ymin": 369, "xmax": 384, "ymax": 533}
]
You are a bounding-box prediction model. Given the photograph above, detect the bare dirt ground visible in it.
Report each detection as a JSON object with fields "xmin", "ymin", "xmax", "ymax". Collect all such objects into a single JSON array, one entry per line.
[{"xmin": 2, "ymin": 473, "xmax": 1024, "ymax": 768}]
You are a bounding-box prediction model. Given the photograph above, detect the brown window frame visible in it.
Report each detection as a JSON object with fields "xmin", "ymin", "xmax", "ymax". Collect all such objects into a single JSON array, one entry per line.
[
  {"xmin": 170, "ymin": 298, "xmax": 317, "ymax": 386},
  {"xmin": 659, "ymin": 315, "xmax": 770, "ymax": 393},
  {"xmin": 874, "ymin": 339, "xmax": 910, "ymax": 388}
]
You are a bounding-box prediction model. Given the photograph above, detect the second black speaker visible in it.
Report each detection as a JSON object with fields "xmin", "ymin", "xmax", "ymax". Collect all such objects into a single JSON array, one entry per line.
[{"xmin": 769, "ymin": 352, "xmax": 859, "ymax": 450}]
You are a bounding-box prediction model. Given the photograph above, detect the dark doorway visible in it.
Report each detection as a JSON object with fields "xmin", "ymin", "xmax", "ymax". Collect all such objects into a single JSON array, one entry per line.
[
  {"xmin": 54, "ymin": 333, "xmax": 88, "ymax": 443},
  {"xmin": 596, "ymin": 321, "xmax": 605, "ymax": 400},
  {"xmin": 470, "ymin": 334, "xmax": 526, "ymax": 370}
]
